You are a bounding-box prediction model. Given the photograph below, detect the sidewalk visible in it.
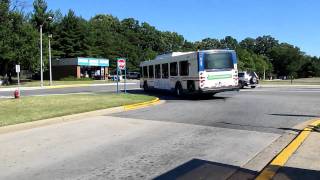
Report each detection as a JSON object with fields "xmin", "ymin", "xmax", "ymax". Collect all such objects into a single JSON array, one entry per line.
[{"xmin": 273, "ymin": 130, "xmax": 320, "ymax": 180}]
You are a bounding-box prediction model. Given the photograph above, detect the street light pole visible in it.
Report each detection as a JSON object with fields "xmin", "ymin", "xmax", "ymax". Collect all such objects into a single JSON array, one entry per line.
[
  {"xmin": 48, "ymin": 34, "xmax": 52, "ymax": 86},
  {"xmin": 40, "ymin": 24, "xmax": 43, "ymax": 87},
  {"xmin": 39, "ymin": 16, "xmax": 53, "ymax": 87}
]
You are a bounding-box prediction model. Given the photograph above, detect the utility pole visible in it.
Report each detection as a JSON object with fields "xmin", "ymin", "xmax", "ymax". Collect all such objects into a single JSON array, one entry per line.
[
  {"xmin": 40, "ymin": 24, "xmax": 43, "ymax": 87},
  {"xmin": 39, "ymin": 16, "xmax": 53, "ymax": 87},
  {"xmin": 48, "ymin": 34, "xmax": 52, "ymax": 86}
]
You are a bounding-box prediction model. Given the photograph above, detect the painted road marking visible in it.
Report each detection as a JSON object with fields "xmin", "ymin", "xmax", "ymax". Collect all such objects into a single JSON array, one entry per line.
[{"xmin": 255, "ymin": 118, "xmax": 320, "ymax": 180}]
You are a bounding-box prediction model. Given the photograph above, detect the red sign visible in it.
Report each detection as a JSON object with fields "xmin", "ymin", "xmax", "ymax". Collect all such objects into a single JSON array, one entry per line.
[{"xmin": 117, "ymin": 58, "xmax": 126, "ymax": 70}]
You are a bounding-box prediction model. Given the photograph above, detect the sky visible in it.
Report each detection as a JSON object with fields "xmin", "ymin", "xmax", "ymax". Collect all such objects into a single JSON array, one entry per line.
[{"xmin": 25, "ymin": 0, "xmax": 320, "ymax": 57}]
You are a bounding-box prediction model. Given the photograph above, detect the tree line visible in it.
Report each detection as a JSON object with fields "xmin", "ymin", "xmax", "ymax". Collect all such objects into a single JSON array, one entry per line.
[{"xmin": 1, "ymin": 0, "xmax": 319, "ymax": 82}]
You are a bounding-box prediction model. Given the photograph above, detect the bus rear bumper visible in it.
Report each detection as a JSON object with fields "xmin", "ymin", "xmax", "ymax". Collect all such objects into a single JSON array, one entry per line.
[{"xmin": 198, "ymin": 86, "xmax": 239, "ymax": 94}]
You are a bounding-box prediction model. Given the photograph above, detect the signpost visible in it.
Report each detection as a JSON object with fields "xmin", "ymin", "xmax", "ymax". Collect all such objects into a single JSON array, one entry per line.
[
  {"xmin": 116, "ymin": 58, "xmax": 127, "ymax": 94},
  {"xmin": 15, "ymin": 65, "xmax": 21, "ymax": 95}
]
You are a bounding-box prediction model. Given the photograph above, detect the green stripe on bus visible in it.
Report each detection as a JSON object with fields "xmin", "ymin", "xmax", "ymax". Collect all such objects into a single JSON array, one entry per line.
[{"xmin": 207, "ymin": 74, "xmax": 232, "ymax": 80}]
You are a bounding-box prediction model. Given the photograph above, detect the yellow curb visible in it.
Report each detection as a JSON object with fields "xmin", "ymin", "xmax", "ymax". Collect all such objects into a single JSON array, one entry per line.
[
  {"xmin": 124, "ymin": 98, "xmax": 160, "ymax": 111},
  {"xmin": 255, "ymin": 118, "xmax": 320, "ymax": 180},
  {"xmin": 45, "ymin": 84, "xmax": 96, "ymax": 89}
]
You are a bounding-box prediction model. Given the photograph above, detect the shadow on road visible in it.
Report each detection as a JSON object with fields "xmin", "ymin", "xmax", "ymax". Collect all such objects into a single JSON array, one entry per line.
[
  {"xmin": 153, "ymin": 159, "xmax": 320, "ymax": 180},
  {"xmin": 124, "ymin": 89, "xmax": 231, "ymax": 101},
  {"xmin": 153, "ymin": 159, "xmax": 257, "ymax": 180},
  {"xmin": 273, "ymin": 165, "xmax": 320, "ymax": 180}
]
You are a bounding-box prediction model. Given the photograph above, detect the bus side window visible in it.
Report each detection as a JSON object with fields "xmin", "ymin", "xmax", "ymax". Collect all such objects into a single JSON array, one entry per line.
[
  {"xmin": 162, "ymin": 63, "xmax": 169, "ymax": 79},
  {"xmin": 155, "ymin": 64, "xmax": 161, "ymax": 78},
  {"xmin": 179, "ymin": 61, "xmax": 189, "ymax": 76},
  {"xmin": 149, "ymin": 65, "xmax": 154, "ymax": 78},
  {"xmin": 143, "ymin": 66, "xmax": 148, "ymax": 78},
  {"xmin": 170, "ymin": 62, "xmax": 177, "ymax": 76}
]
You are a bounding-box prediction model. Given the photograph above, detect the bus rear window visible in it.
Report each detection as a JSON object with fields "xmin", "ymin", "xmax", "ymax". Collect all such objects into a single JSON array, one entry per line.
[
  {"xmin": 143, "ymin": 66, "xmax": 148, "ymax": 78},
  {"xmin": 170, "ymin": 62, "xmax": 178, "ymax": 76},
  {"xmin": 149, "ymin": 65, "xmax": 154, "ymax": 78},
  {"xmin": 204, "ymin": 53, "xmax": 233, "ymax": 69},
  {"xmin": 155, "ymin": 64, "xmax": 161, "ymax": 78},
  {"xmin": 162, "ymin": 63, "xmax": 169, "ymax": 78}
]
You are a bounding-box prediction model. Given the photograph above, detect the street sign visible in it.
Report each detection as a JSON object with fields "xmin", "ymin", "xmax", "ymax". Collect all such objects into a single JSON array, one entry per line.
[
  {"xmin": 15, "ymin": 65, "xmax": 20, "ymax": 73},
  {"xmin": 116, "ymin": 58, "xmax": 127, "ymax": 94},
  {"xmin": 117, "ymin": 58, "xmax": 126, "ymax": 70},
  {"xmin": 15, "ymin": 65, "xmax": 21, "ymax": 96}
]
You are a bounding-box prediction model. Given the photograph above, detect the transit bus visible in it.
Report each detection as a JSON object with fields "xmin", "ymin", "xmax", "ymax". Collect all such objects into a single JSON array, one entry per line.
[{"xmin": 140, "ymin": 49, "xmax": 239, "ymax": 96}]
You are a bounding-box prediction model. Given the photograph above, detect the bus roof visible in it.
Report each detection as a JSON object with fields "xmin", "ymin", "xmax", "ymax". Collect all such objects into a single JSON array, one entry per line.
[{"xmin": 140, "ymin": 49, "xmax": 235, "ymax": 66}]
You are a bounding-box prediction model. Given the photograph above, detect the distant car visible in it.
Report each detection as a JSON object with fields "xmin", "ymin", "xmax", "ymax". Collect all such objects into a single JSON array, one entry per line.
[
  {"xmin": 238, "ymin": 71, "xmax": 259, "ymax": 88},
  {"xmin": 126, "ymin": 72, "xmax": 140, "ymax": 79},
  {"xmin": 109, "ymin": 75, "xmax": 124, "ymax": 81}
]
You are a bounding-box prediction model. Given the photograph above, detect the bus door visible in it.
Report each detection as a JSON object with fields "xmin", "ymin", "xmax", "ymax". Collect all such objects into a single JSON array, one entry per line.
[{"xmin": 169, "ymin": 62, "xmax": 179, "ymax": 90}]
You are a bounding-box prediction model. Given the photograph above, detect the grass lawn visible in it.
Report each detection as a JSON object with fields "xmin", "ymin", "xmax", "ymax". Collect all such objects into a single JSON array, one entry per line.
[
  {"xmin": 261, "ymin": 78, "xmax": 320, "ymax": 85},
  {"xmin": 0, "ymin": 80, "xmax": 113, "ymax": 88},
  {"xmin": 0, "ymin": 93, "xmax": 155, "ymax": 127}
]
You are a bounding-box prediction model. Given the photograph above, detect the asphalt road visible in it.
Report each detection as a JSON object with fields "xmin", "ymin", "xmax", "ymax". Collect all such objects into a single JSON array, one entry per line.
[
  {"xmin": 1, "ymin": 86, "xmax": 319, "ymax": 180},
  {"xmin": 0, "ymin": 82, "xmax": 140, "ymax": 97},
  {"xmin": 115, "ymin": 87, "xmax": 320, "ymax": 134}
]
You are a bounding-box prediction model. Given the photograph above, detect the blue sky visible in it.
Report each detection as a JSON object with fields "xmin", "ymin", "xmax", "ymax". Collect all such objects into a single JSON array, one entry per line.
[{"xmin": 25, "ymin": 0, "xmax": 320, "ymax": 57}]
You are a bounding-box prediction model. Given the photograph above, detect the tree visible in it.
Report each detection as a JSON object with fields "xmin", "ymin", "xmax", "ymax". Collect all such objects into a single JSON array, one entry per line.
[
  {"xmin": 1, "ymin": 0, "xmax": 318, "ymax": 81},
  {"xmin": 220, "ymin": 36, "xmax": 238, "ymax": 50},
  {"xmin": 269, "ymin": 43, "xmax": 304, "ymax": 80},
  {"xmin": 195, "ymin": 38, "xmax": 221, "ymax": 50},
  {"xmin": 254, "ymin": 35, "xmax": 279, "ymax": 55},
  {"xmin": 239, "ymin": 38, "xmax": 256, "ymax": 52},
  {"xmin": 31, "ymin": 0, "xmax": 53, "ymax": 31},
  {"xmin": 0, "ymin": 0, "xmax": 12, "ymax": 79},
  {"xmin": 52, "ymin": 10, "xmax": 89, "ymax": 58}
]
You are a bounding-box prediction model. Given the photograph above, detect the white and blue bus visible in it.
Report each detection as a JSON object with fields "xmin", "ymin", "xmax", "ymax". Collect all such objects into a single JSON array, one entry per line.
[{"xmin": 140, "ymin": 49, "xmax": 239, "ymax": 96}]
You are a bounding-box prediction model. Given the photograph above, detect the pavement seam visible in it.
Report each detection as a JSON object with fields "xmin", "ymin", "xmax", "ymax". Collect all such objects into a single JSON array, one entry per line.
[
  {"xmin": 0, "ymin": 98, "xmax": 161, "ymax": 135},
  {"xmin": 255, "ymin": 118, "xmax": 320, "ymax": 180}
]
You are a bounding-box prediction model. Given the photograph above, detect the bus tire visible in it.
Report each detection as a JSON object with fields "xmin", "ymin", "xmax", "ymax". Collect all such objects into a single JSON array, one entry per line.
[
  {"xmin": 143, "ymin": 81, "xmax": 148, "ymax": 91},
  {"xmin": 239, "ymin": 81, "xmax": 245, "ymax": 89},
  {"xmin": 175, "ymin": 83, "xmax": 183, "ymax": 97},
  {"xmin": 187, "ymin": 80, "xmax": 195, "ymax": 92}
]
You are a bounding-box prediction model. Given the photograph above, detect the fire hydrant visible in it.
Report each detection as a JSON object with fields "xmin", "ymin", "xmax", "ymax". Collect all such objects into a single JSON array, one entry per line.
[{"xmin": 14, "ymin": 90, "xmax": 20, "ymax": 99}]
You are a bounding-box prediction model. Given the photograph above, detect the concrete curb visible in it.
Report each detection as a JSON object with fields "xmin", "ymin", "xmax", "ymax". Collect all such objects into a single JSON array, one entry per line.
[
  {"xmin": 0, "ymin": 98, "xmax": 162, "ymax": 135},
  {"xmin": 255, "ymin": 118, "xmax": 320, "ymax": 180}
]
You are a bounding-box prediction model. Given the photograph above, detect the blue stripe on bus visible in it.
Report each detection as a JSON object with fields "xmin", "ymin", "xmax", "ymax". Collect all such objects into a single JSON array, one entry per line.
[
  {"xmin": 198, "ymin": 52, "xmax": 205, "ymax": 71},
  {"xmin": 231, "ymin": 51, "xmax": 237, "ymax": 64}
]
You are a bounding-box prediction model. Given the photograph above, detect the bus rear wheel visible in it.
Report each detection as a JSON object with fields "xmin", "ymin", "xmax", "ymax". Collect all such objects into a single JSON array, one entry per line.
[{"xmin": 175, "ymin": 83, "xmax": 183, "ymax": 97}]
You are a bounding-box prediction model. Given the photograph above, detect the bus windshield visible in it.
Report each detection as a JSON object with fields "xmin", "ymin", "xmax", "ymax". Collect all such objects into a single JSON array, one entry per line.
[{"xmin": 204, "ymin": 53, "xmax": 234, "ymax": 70}]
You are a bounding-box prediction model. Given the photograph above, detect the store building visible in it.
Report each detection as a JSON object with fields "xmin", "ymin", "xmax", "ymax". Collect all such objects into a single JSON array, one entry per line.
[{"xmin": 52, "ymin": 57, "xmax": 109, "ymax": 80}]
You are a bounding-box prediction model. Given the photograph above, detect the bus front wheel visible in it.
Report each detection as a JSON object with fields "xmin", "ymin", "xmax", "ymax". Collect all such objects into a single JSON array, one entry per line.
[{"xmin": 143, "ymin": 81, "xmax": 148, "ymax": 91}]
